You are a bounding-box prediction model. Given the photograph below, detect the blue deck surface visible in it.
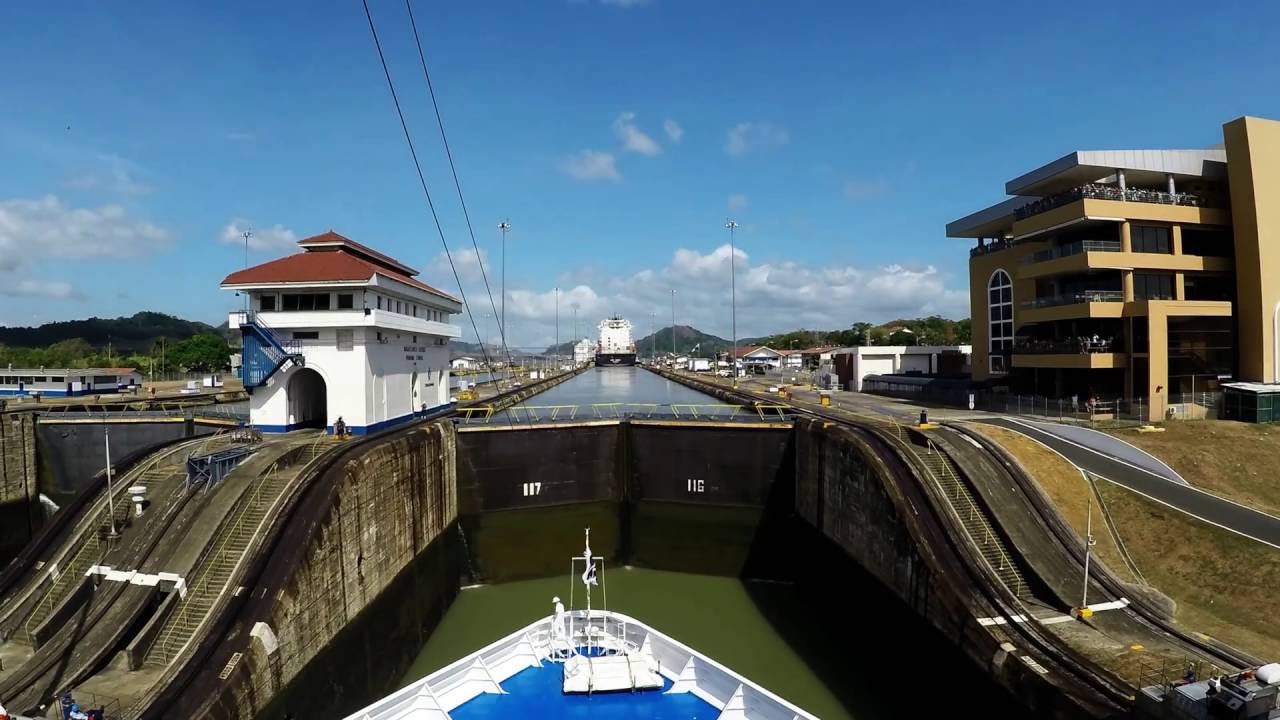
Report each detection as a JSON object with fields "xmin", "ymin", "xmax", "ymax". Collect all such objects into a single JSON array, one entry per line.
[{"xmin": 450, "ymin": 663, "xmax": 718, "ymax": 720}]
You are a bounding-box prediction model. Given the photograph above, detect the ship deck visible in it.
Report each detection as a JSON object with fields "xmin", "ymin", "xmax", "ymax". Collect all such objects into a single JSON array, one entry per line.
[{"xmin": 451, "ymin": 663, "xmax": 714, "ymax": 719}]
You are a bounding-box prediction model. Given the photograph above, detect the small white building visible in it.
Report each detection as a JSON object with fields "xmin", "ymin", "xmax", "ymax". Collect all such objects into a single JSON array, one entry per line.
[
  {"xmin": 735, "ymin": 346, "xmax": 782, "ymax": 370},
  {"xmin": 833, "ymin": 345, "xmax": 973, "ymax": 391},
  {"xmin": 451, "ymin": 356, "xmax": 478, "ymax": 370},
  {"xmin": 573, "ymin": 338, "xmax": 594, "ymax": 365},
  {"xmin": 222, "ymin": 231, "xmax": 462, "ymax": 434},
  {"xmin": 0, "ymin": 367, "xmax": 142, "ymax": 397}
]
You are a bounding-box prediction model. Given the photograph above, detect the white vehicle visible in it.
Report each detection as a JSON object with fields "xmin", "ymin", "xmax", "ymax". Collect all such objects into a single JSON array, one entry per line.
[{"xmin": 687, "ymin": 358, "xmax": 711, "ymax": 373}]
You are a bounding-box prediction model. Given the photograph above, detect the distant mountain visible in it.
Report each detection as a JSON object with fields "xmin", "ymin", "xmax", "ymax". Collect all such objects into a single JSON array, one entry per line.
[
  {"xmin": 0, "ymin": 311, "xmax": 220, "ymax": 352},
  {"xmin": 633, "ymin": 325, "xmax": 731, "ymax": 356}
]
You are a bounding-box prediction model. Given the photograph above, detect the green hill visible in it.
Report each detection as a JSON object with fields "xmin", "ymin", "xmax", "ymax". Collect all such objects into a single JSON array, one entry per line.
[{"xmin": 0, "ymin": 311, "xmax": 229, "ymax": 372}]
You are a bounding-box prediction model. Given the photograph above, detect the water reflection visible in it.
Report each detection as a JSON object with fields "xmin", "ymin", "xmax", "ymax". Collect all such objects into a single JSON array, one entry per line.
[{"xmin": 513, "ymin": 367, "xmax": 729, "ymax": 408}]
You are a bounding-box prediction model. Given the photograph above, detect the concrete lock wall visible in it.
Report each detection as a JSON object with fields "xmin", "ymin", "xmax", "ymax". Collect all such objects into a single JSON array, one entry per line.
[
  {"xmin": 35, "ymin": 420, "xmax": 214, "ymax": 503},
  {"xmin": 454, "ymin": 421, "xmax": 796, "ymax": 581},
  {"xmin": 0, "ymin": 411, "xmax": 40, "ymax": 563},
  {"xmin": 217, "ymin": 421, "xmax": 461, "ymax": 720}
]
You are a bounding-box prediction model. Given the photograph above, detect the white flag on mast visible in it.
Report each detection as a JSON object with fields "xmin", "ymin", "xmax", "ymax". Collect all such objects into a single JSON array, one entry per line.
[{"xmin": 582, "ymin": 558, "xmax": 597, "ymax": 586}]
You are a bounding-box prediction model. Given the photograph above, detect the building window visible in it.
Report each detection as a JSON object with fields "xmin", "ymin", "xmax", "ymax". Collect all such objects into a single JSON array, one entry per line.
[
  {"xmin": 988, "ymin": 269, "xmax": 1013, "ymax": 373},
  {"xmin": 412, "ymin": 305, "xmax": 417, "ymax": 317},
  {"xmin": 396, "ymin": 300, "xmax": 402, "ymax": 314},
  {"xmin": 337, "ymin": 293, "xmax": 354, "ymax": 309},
  {"xmin": 336, "ymin": 329, "xmax": 354, "ymax": 351},
  {"xmin": 281, "ymin": 293, "xmax": 330, "ymax": 311},
  {"xmin": 1134, "ymin": 272, "xmax": 1174, "ymax": 300},
  {"xmin": 377, "ymin": 296, "xmax": 383, "ymax": 310},
  {"xmin": 293, "ymin": 331, "xmax": 320, "ymax": 340},
  {"xmin": 50, "ymin": 376, "xmax": 65, "ymax": 383},
  {"xmin": 260, "ymin": 294, "xmax": 276, "ymax": 311},
  {"xmin": 1132, "ymin": 225, "xmax": 1171, "ymax": 254}
]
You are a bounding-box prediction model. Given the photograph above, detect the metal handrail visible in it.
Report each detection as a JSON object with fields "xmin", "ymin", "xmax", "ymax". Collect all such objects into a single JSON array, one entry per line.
[
  {"xmin": 1024, "ymin": 290, "xmax": 1124, "ymax": 308},
  {"xmin": 1024, "ymin": 239, "xmax": 1123, "ymax": 264},
  {"xmin": 152, "ymin": 434, "xmax": 329, "ymax": 664},
  {"xmin": 18, "ymin": 433, "xmax": 223, "ymax": 642}
]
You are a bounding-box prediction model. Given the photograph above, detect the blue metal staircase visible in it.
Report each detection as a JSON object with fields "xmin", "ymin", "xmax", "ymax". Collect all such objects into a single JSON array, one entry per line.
[{"xmin": 236, "ymin": 311, "xmax": 304, "ymax": 389}]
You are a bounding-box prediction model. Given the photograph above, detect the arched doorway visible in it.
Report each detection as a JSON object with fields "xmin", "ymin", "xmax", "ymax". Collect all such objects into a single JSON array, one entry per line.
[{"xmin": 286, "ymin": 368, "xmax": 327, "ymax": 430}]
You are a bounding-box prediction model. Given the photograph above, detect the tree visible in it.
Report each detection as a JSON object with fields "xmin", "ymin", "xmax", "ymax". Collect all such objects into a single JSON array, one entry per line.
[{"xmin": 167, "ymin": 334, "xmax": 230, "ymax": 373}]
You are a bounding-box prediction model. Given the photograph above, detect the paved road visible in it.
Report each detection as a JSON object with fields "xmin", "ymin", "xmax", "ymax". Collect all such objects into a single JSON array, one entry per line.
[{"xmin": 983, "ymin": 417, "xmax": 1280, "ymax": 549}]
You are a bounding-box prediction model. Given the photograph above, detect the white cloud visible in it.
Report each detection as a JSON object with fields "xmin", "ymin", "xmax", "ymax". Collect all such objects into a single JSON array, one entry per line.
[
  {"xmin": 613, "ymin": 112, "xmax": 661, "ymax": 157},
  {"xmin": 66, "ymin": 153, "xmax": 152, "ymax": 195},
  {"xmin": 218, "ymin": 219, "xmax": 299, "ymax": 252},
  {"xmin": 724, "ymin": 122, "xmax": 789, "ymax": 157},
  {"xmin": 663, "ymin": 119, "xmax": 684, "ymax": 143},
  {"xmin": 430, "ymin": 247, "xmax": 490, "ymax": 282},
  {"xmin": 727, "ymin": 194, "xmax": 749, "ymax": 212},
  {"xmin": 0, "ymin": 195, "xmax": 169, "ymax": 259},
  {"xmin": 451, "ymin": 244, "xmax": 967, "ymax": 349},
  {"xmin": 561, "ymin": 150, "xmax": 622, "ymax": 182},
  {"xmin": 0, "ymin": 279, "xmax": 83, "ymax": 300},
  {"xmin": 844, "ymin": 179, "xmax": 887, "ymax": 200},
  {"xmin": 0, "ymin": 195, "xmax": 170, "ymax": 304}
]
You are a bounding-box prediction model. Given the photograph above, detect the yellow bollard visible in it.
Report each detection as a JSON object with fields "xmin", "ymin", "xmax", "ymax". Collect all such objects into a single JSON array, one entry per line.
[{"xmin": 820, "ymin": 394, "xmax": 831, "ymax": 407}]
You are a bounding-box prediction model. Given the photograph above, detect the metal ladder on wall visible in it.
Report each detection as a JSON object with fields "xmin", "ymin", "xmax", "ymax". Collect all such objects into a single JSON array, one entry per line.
[
  {"xmin": 861, "ymin": 418, "xmax": 1029, "ymax": 599},
  {"xmin": 145, "ymin": 438, "xmax": 331, "ymax": 667}
]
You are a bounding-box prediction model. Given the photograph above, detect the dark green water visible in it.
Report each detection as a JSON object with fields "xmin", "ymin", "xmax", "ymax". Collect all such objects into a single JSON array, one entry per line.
[{"xmin": 399, "ymin": 568, "xmax": 848, "ymax": 719}]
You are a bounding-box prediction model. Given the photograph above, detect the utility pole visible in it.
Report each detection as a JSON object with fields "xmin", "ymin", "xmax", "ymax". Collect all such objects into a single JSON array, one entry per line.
[
  {"xmin": 1079, "ymin": 491, "xmax": 1098, "ymax": 615},
  {"xmin": 650, "ymin": 311, "xmax": 656, "ymax": 362},
  {"xmin": 104, "ymin": 426, "xmax": 118, "ymax": 538},
  {"xmin": 725, "ymin": 220, "xmax": 739, "ymax": 388},
  {"xmin": 555, "ymin": 286, "xmax": 560, "ymax": 370},
  {"xmin": 497, "ymin": 220, "xmax": 511, "ymax": 350},
  {"xmin": 243, "ymin": 229, "xmax": 253, "ymax": 310},
  {"xmin": 670, "ymin": 289, "xmax": 677, "ymax": 359}
]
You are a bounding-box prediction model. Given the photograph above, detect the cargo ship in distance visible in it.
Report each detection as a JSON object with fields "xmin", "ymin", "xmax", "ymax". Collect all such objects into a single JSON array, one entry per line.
[{"xmin": 595, "ymin": 316, "xmax": 637, "ymax": 367}]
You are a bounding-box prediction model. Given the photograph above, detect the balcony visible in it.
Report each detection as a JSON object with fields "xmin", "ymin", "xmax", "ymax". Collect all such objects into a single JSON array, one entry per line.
[
  {"xmin": 1013, "ymin": 337, "xmax": 1122, "ymax": 354},
  {"xmin": 1023, "ymin": 240, "xmax": 1122, "ymax": 264},
  {"xmin": 970, "ymin": 237, "xmax": 1015, "ymax": 258},
  {"xmin": 1014, "ymin": 183, "xmax": 1203, "ymax": 221},
  {"xmin": 1023, "ymin": 290, "xmax": 1124, "ymax": 309}
]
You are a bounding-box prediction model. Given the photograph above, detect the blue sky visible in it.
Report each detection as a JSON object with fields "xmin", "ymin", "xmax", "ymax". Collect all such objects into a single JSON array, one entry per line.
[{"xmin": 2, "ymin": 0, "xmax": 1278, "ymax": 348}]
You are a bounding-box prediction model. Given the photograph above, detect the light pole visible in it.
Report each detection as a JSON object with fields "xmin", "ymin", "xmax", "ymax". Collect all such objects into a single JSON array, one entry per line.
[
  {"xmin": 104, "ymin": 426, "xmax": 118, "ymax": 538},
  {"xmin": 670, "ymin": 289, "xmax": 677, "ymax": 359},
  {"xmin": 725, "ymin": 220, "xmax": 739, "ymax": 387},
  {"xmin": 498, "ymin": 220, "xmax": 512, "ymax": 349},
  {"xmin": 650, "ymin": 311, "xmax": 657, "ymax": 362},
  {"xmin": 555, "ymin": 286, "xmax": 560, "ymax": 371}
]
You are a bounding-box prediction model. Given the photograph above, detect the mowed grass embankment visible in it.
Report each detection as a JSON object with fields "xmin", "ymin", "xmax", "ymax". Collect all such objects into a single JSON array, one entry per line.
[{"xmin": 976, "ymin": 422, "xmax": 1280, "ymax": 662}]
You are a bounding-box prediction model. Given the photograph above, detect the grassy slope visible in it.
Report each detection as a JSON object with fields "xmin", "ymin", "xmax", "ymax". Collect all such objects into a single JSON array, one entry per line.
[
  {"xmin": 976, "ymin": 423, "xmax": 1280, "ymax": 663},
  {"xmin": 1095, "ymin": 481, "xmax": 1280, "ymax": 662},
  {"xmin": 1105, "ymin": 421, "xmax": 1280, "ymax": 517}
]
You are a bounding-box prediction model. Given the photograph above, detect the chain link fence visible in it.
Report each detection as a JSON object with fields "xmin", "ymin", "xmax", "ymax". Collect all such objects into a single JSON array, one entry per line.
[{"xmin": 864, "ymin": 383, "xmax": 1223, "ymax": 426}]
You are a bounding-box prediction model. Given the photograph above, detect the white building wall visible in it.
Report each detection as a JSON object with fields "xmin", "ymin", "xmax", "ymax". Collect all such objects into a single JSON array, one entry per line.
[{"xmin": 247, "ymin": 325, "xmax": 454, "ymax": 434}]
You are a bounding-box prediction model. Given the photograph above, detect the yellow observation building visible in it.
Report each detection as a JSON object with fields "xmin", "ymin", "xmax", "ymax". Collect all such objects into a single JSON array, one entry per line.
[{"xmin": 947, "ymin": 116, "xmax": 1280, "ymax": 422}]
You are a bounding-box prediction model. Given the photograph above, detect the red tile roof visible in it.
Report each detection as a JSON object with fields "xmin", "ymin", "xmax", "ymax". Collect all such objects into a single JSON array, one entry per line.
[
  {"xmin": 296, "ymin": 231, "xmax": 418, "ymax": 276},
  {"xmin": 221, "ymin": 232, "xmax": 458, "ymax": 303}
]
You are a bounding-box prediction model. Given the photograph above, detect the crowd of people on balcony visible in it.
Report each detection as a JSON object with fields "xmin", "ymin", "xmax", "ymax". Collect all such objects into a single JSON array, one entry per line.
[
  {"xmin": 1014, "ymin": 183, "xmax": 1201, "ymax": 220},
  {"xmin": 1015, "ymin": 334, "xmax": 1119, "ymax": 354}
]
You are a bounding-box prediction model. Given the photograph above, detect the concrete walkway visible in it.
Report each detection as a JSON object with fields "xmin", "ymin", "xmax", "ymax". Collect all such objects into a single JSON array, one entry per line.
[
  {"xmin": 982, "ymin": 417, "xmax": 1280, "ymax": 550},
  {"xmin": 1011, "ymin": 418, "xmax": 1188, "ymax": 486}
]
